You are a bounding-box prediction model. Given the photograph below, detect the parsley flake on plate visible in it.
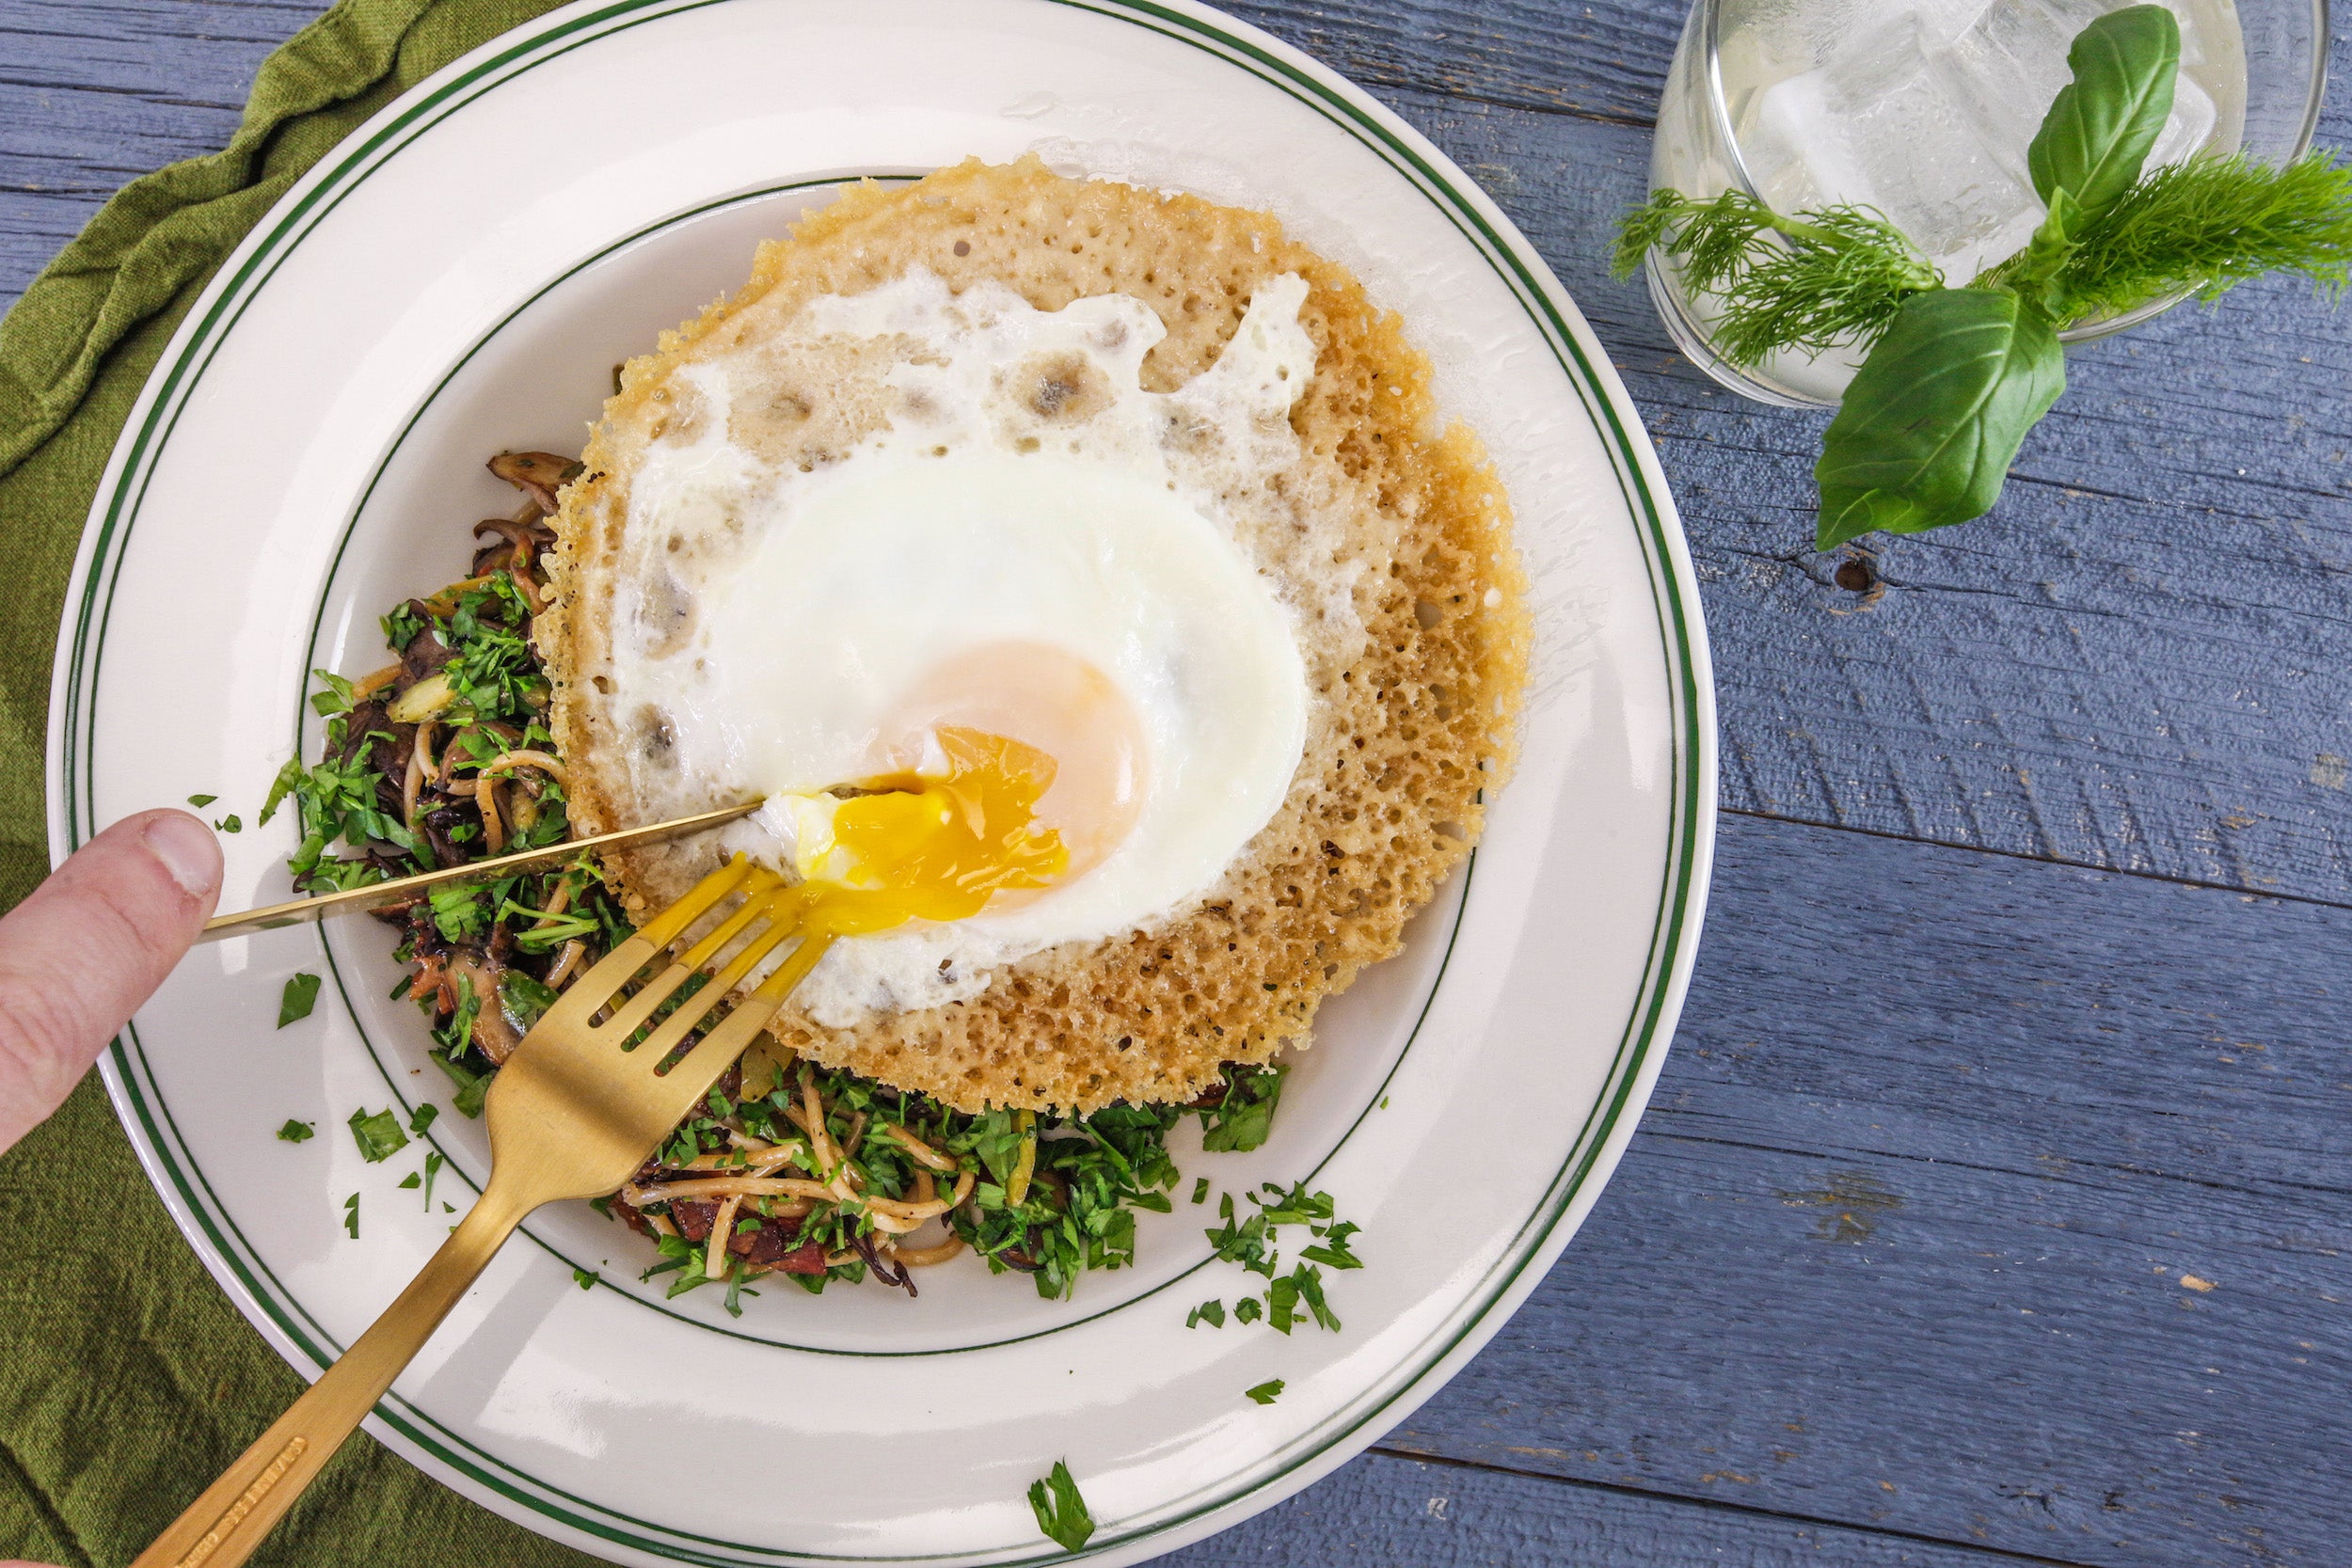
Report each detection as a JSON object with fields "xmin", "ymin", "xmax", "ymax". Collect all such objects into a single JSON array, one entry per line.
[
  {"xmin": 275, "ymin": 1119, "xmax": 314, "ymax": 1144},
  {"xmin": 1026, "ymin": 1460, "xmax": 1095, "ymax": 1553},
  {"xmin": 277, "ymin": 972, "xmax": 321, "ymax": 1027},
  {"xmin": 1246, "ymin": 1379, "xmax": 1284, "ymax": 1405},
  {"xmin": 347, "ymin": 1107, "xmax": 408, "ymax": 1163}
]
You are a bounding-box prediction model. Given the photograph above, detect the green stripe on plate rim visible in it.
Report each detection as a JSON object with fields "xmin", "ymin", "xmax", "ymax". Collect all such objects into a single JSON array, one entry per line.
[{"xmin": 62, "ymin": 0, "xmax": 1709, "ymax": 1560}]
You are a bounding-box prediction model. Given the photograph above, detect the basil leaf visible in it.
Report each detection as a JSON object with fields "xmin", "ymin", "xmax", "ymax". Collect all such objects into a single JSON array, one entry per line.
[
  {"xmin": 1816, "ymin": 289, "xmax": 2065, "ymax": 546},
  {"xmin": 2027, "ymin": 5, "xmax": 2179, "ymax": 225}
]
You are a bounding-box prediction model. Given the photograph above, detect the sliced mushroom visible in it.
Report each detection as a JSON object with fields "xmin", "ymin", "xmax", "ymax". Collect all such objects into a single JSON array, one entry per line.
[
  {"xmin": 445, "ymin": 950, "xmax": 525, "ymax": 1064},
  {"xmin": 488, "ymin": 451, "xmax": 584, "ymax": 515}
]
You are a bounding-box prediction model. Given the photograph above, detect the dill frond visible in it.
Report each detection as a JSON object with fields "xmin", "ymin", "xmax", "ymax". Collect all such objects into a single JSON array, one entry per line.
[
  {"xmin": 1614, "ymin": 188, "xmax": 1942, "ymax": 366},
  {"xmin": 2049, "ymin": 150, "xmax": 2352, "ymax": 323}
]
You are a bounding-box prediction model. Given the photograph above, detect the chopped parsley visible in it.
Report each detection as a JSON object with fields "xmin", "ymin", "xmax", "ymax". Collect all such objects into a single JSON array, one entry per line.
[
  {"xmin": 213, "ymin": 815, "xmax": 242, "ymax": 834},
  {"xmin": 1199, "ymin": 1181, "xmax": 1358, "ymax": 1334},
  {"xmin": 276, "ymin": 1119, "xmax": 314, "ymax": 1144},
  {"xmin": 1185, "ymin": 1299, "xmax": 1226, "ymax": 1329},
  {"xmin": 407, "ymin": 1101, "xmax": 439, "ymax": 1136},
  {"xmin": 342, "ymin": 1193, "xmax": 359, "ymax": 1238},
  {"xmin": 433, "ymin": 1051, "xmax": 490, "ymax": 1119},
  {"xmin": 185, "ymin": 793, "xmax": 216, "ymax": 807},
  {"xmin": 1026, "ymin": 1461, "xmax": 1095, "ymax": 1553},
  {"xmin": 499, "ymin": 970, "xmax": 560, "ymax": 1033},
  {"xmin": 421, "ymin": 1150, "xmax": 445, "ymax": 1210},
  {"xmin": 1245, "ymin": 1379, "xmax": 1284, "ymax": 1405},
  {"xmin": 277, "ymin": 972, "xmax": 322, "ymax": 1028},
  {"xmin": 1200, "ymin": 1063, "xmax": 1287, "ymax": 1152},
  {"xmin": 347, "ymin": 1107, "xmax": 409, "ymax": 1164}
]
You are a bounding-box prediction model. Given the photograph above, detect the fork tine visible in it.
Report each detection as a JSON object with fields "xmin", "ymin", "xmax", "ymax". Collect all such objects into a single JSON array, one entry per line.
[
  {"xmin": 550, "ymin": 856, "xmax": 761, "ymax": 1028},
  {"xmin": 625, "ymin": 889, "xmax": 811, "ymax": 1069},
  {"xmin": 594, "ymin": 866, "xmax": 785, "ymax": 1040},
  {"xmin": 637, "ymin": 855, "xmax": 759, "ymax": 950},
  {"xmin": 661, "ymin": 933, "xmax": 836, "ymax": 1089}
]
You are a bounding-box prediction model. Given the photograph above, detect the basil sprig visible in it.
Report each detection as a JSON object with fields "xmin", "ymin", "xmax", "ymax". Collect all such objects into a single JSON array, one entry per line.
[
  {"xmin": 1815, "ymin": 5, "xmax": 2175, "ymax": 546},
  {"xmin": 1623, "ymin": 5, "xmax": 2352, "ymax": 546}
]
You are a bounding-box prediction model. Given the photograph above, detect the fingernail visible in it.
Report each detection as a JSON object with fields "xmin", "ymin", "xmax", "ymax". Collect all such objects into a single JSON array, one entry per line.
[{"xmin": 144, "ymin": 811, "xmax": 222, "ymax": 898}]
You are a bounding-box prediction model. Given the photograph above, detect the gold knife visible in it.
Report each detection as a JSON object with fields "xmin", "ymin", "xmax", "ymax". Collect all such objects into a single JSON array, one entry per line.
[{"xmin": 199, "ymin": 799, "xmax": 763, "ymax": 942}]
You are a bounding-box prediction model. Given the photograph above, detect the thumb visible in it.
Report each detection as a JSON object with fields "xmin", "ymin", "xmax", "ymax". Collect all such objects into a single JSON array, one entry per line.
[{"xmin": 0, "ymin": 809, "xmax": 221, "ymax": 1153}]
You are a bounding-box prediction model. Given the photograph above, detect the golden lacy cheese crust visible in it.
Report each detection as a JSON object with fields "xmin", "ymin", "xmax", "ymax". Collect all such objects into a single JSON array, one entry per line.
[{"xmin": 540, "ymin": 155, "xmax": 1531, "ymax": 1114}]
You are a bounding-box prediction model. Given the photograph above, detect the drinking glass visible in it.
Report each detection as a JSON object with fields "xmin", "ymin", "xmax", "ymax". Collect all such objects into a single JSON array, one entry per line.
[{"xmin": 1645, "ymin": 0, "xmax": 2328, "ymax": 407}]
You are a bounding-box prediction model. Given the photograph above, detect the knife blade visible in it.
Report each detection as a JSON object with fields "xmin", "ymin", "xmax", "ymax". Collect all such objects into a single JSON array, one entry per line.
[{"xmin": 199, "ymin": 799, "xmax": 764, "ymax": 942}]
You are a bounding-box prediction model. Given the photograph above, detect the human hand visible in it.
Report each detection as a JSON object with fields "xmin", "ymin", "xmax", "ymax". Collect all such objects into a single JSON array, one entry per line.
[{"xmin": 0, "ymin": 809, "xmax": 221, "ymax": 1154}]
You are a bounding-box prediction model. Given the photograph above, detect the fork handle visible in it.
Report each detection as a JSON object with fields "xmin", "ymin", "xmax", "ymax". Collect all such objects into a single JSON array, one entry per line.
[{"xmin": 130, "ymin": 1176, "xmax": 541, "ymax": 1568}]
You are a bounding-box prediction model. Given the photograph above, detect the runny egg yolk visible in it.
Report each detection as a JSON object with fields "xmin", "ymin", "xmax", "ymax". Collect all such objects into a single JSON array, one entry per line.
[
  {"xmin": 780, "ymin": 726, "xmax": 1069, "ymax": 937},
  {"xmin": 869, "ymin": 640, "xmax": 1148, "ymax": 892}
]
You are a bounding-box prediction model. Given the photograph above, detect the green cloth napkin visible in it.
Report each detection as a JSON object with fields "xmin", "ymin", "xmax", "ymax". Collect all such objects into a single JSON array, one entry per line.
[{"xmin": 0, "ymin": 2, "xmax": 604, "ymax": 1561}]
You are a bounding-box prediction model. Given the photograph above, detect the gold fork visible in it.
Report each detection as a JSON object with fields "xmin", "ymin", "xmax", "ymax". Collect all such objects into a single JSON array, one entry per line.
[{"xmin": 133, "ymin": 856, "xmax": 825, "ymax": 1568}]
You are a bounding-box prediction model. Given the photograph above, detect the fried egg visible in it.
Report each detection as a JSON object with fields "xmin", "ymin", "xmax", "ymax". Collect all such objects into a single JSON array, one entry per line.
[{"xmin": 602, "ymin": 268, "xmax": 1319, "ymax": 1024}]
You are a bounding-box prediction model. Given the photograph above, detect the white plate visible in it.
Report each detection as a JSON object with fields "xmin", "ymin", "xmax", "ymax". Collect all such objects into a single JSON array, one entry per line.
[{"xmin": 47, "ymin": 2, "xmax": 1715, "ymax": 1562}]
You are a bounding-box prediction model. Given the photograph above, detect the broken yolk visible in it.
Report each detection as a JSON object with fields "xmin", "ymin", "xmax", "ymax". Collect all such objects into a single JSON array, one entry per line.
[{"xmin": 779, "ymin": 726, "xmax": 1068, "ymax": 936}]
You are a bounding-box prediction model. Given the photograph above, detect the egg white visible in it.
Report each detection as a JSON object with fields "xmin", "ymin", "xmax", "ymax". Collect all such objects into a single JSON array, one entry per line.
[{"xmin": 606, "ymin": 269, "xmax": 1320, "ymax": 1023}]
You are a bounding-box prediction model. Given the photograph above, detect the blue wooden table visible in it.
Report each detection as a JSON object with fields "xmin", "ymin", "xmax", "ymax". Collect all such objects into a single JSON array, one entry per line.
[{"xmin": 9, "ymin": 2, "xmax": 2351, "ymax": 1562}]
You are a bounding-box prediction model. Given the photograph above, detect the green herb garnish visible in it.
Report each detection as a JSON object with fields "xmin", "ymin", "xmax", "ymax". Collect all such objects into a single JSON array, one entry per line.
[
  {"xmin": 276, "ymin": 1119, "xmax": 314, "ymax": 1144},
  {"xmin": 573, "ymin": 1267, "xmax": 598, "ymax": 1291},
  {"xmin": 277, "ymin": 972, "xmax": 322, "ymax": 1028},
  {"xmin": 433, "ymin": 1051, "xmax": 491, "ymax": 1119},
  {"xmin": 185, "ymin": 793, "xmax": 216, "ymax": 807},
  {"xmin": 1245, "ymin": 1379, "xmax": 1284, "ymax": 1405},
  {"xmin": 342, "ymin": 1193, "xmax": 359, "ymax": 1238},
  {"xmin": 347, "ymin": 1107, "xmax": 409, "ymax": 1164},
  {"xmin": 1618, "ymin": 5, "xmax": 2352, "ymax": 545},
  {"xmin": 1026, "ymin": 1460, "xmax": 1095, "ymax": 1554},
  {"xmin": 1199, "ymin": 1181, "xmax": 1359, "ymax": 1333},
  {"xmin": 1200, "ymin": 1063, "xmax": 1287, "ymax": 1152}
]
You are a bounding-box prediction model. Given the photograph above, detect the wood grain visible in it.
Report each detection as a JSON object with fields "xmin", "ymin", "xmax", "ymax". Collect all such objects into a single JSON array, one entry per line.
[
  {"xmin": 1220, "ymin": 0, "xmax": 1683, "ymax": 124},
  {"xmin": 1168, "ymin": 1451, "xmax": 2037, "ymax": 1568},
  {"xmin": 1397, "ymin": 810, "xmax": 2352, "ymax": 1567}
]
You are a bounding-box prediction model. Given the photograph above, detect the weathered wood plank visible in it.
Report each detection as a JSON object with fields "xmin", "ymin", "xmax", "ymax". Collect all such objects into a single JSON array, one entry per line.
[
  {"xmin": 1233, "ymin": 0, "xmax": 2352, "ymax": 151},
  {"xmin": 0, "ymin": 0, "xmax": 294, "ymax": 307},
  {"xmin": 1172, "ymin": 1452, "xmax": 2042, "ymax": 1568},
  {"xmin": 1395, "ymin": 809, "xmax": 2352, "ymax": 1568},
  {"xmin": 1221, "ymin": 0, "xmax": 1682, "ymax": 125}
]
